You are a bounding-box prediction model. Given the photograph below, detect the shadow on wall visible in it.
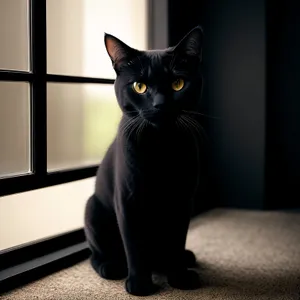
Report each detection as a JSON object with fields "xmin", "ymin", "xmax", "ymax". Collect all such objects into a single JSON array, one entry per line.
[{"xmin": 169, "ymin": 0, "xmax": 300, "ymax": 210}]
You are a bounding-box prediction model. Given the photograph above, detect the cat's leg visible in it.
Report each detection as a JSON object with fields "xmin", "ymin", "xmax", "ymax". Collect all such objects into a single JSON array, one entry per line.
[
  {"xmin": 115, "ymin": 199, "xmax": 159, "ymax": 296},
  {"xmin": 165, "ymin": 214, "xmax": 201, "ymax": 290},
  {"xmin": 84, "ymin": 194, "xmax": 127, "ymax": 280},
  {"xmin": 184, "ymin": 249, "xmax": 197, "ymax": 268},
  {"xmin": 152, "ymin": 246, "xmax": 197, "ymax": 273}
]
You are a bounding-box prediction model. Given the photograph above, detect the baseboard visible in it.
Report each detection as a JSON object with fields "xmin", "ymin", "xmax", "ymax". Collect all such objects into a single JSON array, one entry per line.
[{"xmin": 0, "ymin": 229, "xmax": 91, "ymax": 294}]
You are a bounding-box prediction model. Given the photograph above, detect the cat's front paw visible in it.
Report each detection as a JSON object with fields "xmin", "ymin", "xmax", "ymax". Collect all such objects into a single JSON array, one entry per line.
[
  {"xmin": 184, "ymin": 249, "xmax": 197, "ymax": 268},
  {"xmin": 168, "ymin": 270, "xmax": 201, "ymax": 290},
  {"xmin": 99, "ymin": 261, "xmax": 127, "ymax": 280},
  {"xmin": 125, "ymin": 276, "xmax": 159, "ymax": 296}
]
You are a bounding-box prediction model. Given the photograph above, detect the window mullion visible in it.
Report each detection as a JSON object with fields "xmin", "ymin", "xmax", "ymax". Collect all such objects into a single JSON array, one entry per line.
[{"xmin": 30, "ymin": 0, "xmax": 47, "ymax": 178}]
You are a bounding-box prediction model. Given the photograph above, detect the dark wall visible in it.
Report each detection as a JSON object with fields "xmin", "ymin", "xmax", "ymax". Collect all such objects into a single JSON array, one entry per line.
[
  {"xmin": 168, "ymin": 0, "xmax": 300, "ymax": 210},
  {"xmin": 266, "ymin": 0, "xmax": 300, "ymax": 209},
  {"xmin": 203, "ymin": 0, "xmax": 266, "ymax": 209},
  {"xmin": 168, "ymin": 0, "xmax": 266, "ymax": 209}
]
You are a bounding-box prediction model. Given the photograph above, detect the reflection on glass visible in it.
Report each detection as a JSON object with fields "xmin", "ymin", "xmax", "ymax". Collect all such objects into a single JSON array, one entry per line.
[
  {"xmin": 0, "ymin": 0, "xmax": 29, "ymax": 71},
  {"xmin": 47, "ymin": 83, "xmax": 122, "ymax": 171},
  {"xmin": 47, "ymin": 0, "xmax": 147, "ymax": 78},
  {"xmin": 0, "ymin": 82, "xmax": 30, "ymax": 178}
]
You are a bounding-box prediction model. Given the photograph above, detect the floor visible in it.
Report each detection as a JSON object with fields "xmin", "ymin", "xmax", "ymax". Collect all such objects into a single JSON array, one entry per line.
[{"xmin": 2, "ymin": 208, "xmax": 300, "ymax": 300}]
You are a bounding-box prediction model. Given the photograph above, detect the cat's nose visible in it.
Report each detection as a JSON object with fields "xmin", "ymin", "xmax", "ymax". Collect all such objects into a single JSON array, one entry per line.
[{"xmin": 153, "ymin": 94, "xmax": 166, "ymax": 110}]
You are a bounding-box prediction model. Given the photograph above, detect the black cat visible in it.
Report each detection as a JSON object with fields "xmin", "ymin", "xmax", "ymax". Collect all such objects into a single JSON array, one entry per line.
[{"xmin": 84, "ymin": 26, "xmax": 205, "ymax": 296}]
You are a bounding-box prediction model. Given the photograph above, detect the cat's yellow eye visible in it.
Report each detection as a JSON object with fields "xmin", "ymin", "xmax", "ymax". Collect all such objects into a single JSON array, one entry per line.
[
  {"xmin": 133, "ymin": 82, "xmax": 147, "ymax": 94},
  {"xmin": 172, "ymin": 78, "xmax": 185, "ymax": 91}
]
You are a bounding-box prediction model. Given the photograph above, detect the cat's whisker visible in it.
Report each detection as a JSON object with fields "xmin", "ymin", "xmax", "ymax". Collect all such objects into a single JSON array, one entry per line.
[
  {"xmin": 181, "ymin": 115, "xmax": 206, "ymax": 142},
  {"xmin": 180, "ymin": 116, "xmax": 198, "ymax": 135},
  {"xmin": 181, "ymin": 120, "xmax": 199, "ymax": 147},
  {"xmin": 140, "ymin": 109, "xmax": 159, "ymax": 114},
  {"xmin": 182, "ymin": 110, "xmax": 220, "ymax": 120},
  {"xmin": 135, "ymin": 119, "xmax": 144, "ymax": 143},
  {"xmin": 182, "ymin": 115, "xmax": 206, "ymax": 144},
  {"xmin": 178, "ymin": 116, "xmax": 201, "ymax": 202},
  {"xmin": 130, "ymin": 117, "xmax": 143, "ymax": 138},
  {"xmin": 176, "ymin": 116, "xmax": 189, "ymax": 135},
  {"xmin": 136, "ymin": 119, "xmax": 148, "ymax": 145},
  {"xmin": 120, "ymin": 116, "xmax": 139, "ymax": 134},
  {"xmin": 179, "ymin": 116, "xmax": 203, "ymax": 158},
  {"xmin": 141, "ymin": 119, "xmax": 149, "ymax": 134},
  {"xmin": 128, "ymin": 118, "xmax": 141, "ymax": 137},
  {"xmin": 126, "ymin": 112, "xmax": 139, "ymax": 116},
  {"xmin": 120, "ymin": 117, "xmax": 141, "ymax": 171},
  {"xmin": 183, "ymin": 116, "xmax": 202, "ymax": 137},
  {"xmin": 121, "ymin": 117, "xmax": 142, "ymax": 142},
  {"xmin": 122, "ymin": 117, "xmax": 141, "ymax": 162}
]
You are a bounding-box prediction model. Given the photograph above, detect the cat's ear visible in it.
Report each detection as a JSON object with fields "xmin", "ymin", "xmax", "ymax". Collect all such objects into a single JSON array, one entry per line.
[
  {"xmin": 104, "ymin": 33, "xmax": 139, "ymax": 72},
  {"xmin": 174, "ymin": 26, "xmax": 203, "ymax": 61}
]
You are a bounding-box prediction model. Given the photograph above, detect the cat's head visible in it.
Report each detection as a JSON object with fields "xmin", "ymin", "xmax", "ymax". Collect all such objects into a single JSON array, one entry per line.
[{"xmin": 104, "ymin": 26, "xmax": 203, "ymax": 127}]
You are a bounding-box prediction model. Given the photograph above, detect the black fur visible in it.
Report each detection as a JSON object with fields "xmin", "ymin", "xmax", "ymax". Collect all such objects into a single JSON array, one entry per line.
[{"xmin": 84, "ymin": 26, "xmax": 204, "ymax": 296}]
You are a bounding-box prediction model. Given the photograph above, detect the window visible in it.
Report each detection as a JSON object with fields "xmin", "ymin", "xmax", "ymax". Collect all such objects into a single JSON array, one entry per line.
[
  {"xmin": 0, "ymin": 0, "xmax": 148, "ymax": 197},
  {"xmin": 0, "ymin": 0, "xmax": 168, "ymax": 292}
]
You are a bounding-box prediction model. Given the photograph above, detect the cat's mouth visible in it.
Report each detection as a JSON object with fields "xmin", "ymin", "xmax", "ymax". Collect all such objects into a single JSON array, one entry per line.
[{"xmin": 140, "ymin": 109, "xmax": 177, "ymax": 126}]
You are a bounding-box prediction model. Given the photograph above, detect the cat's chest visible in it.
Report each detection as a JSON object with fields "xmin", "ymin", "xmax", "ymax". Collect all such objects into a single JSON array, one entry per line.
[
  {"xmin": 139, "ymin": 133, "xmax": 197, "ymax": 175},
  {"xmin": 130, "ymin": 131, "xmax": 199, "ymax": 203}
]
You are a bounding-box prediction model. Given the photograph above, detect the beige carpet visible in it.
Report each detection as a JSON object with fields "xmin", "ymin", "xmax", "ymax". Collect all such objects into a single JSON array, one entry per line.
[{"xmin": 1, "ymin": 209, "xmax": 300, "ymax": 300}]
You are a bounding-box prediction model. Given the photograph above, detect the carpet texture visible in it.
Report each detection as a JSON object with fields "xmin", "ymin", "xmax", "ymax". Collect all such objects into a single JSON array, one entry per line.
[{"xmin": 1, "ymin": 209, "xmax": 300, "ymax": 300}]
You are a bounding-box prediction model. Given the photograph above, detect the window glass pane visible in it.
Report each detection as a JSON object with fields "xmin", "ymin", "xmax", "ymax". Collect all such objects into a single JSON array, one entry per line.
[
  {"xmin": 0, "ymin": 0, "xmax": 29, "ymax": 71},
  {"xmin": 47, "ymin": 0, "xmax": 147, "ymax": 78},
  {"xmin": 0, "ymin": 82, "xmax": 30, "ymax": 177},
  {"xmin": 47, "ymin": 83, "xmax": 121, "ymax": 171}
]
